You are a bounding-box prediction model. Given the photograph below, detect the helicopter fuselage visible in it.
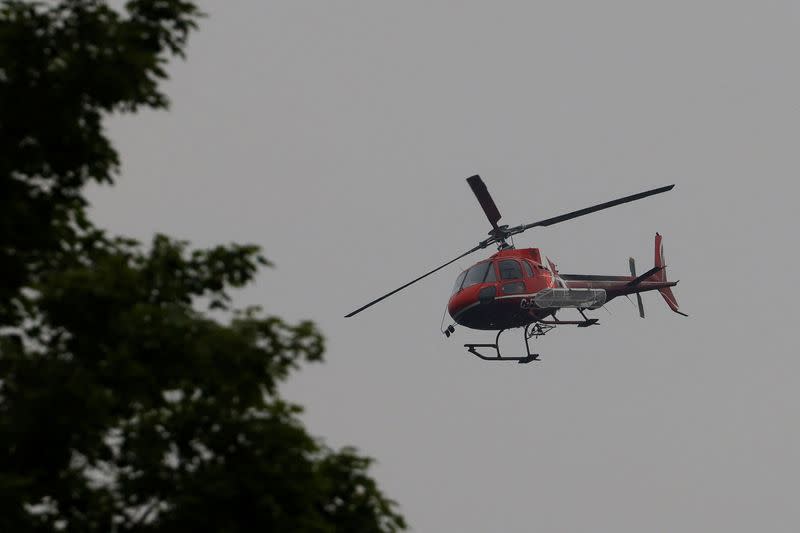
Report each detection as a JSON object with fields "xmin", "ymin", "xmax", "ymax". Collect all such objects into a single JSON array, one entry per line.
[
  {"xmin": 448, "ymin": 248, "xmax": 555, "ymax": 330},
  {"xmin": 448, "ymin": 244, "xmax": 678, "ymax": 331}
]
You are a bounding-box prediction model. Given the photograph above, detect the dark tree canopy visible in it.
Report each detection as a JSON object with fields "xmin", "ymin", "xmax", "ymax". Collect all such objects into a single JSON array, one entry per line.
[{"xmin": 0, "ymin": 2, "xmax": 405, "ymax": 531}]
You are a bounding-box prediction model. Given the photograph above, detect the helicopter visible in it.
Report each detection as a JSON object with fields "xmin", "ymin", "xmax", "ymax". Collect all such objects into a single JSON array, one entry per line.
[{"xmin": 346, "ymin": 175, "xmax": 685, "ymax": 364}]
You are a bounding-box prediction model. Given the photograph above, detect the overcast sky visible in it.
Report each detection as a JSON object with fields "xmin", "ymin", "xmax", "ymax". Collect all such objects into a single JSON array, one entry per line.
[{"xmin": 90, "ymin": 1, "xmax": 799, "ymax": 531}]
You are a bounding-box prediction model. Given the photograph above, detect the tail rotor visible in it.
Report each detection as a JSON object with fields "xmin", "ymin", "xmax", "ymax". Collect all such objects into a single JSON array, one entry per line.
[{"xmin": 628, "ymin": 257, "xmax": 646, "ymax": 318}]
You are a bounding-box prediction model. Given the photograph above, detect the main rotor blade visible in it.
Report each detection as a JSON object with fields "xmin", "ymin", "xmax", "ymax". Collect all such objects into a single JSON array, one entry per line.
[
  {"xmin": 466, "ymin": 174, "xmax": 502, "ymax": 229},
  {"xmin": 345, "ymin": 243, "xmax": 485, "ymax": 317},
  {"xmin": 520, "ymin": 184, "xmax": 674, "ymax": 230}
]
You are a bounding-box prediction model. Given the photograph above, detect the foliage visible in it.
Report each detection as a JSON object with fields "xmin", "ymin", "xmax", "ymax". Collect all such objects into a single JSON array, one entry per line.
[
  {"xmin": 0, "ymin": 0, "xmax": 201, "ymax": 324},
  {"xmin": 0, "ymin": 2, "xmax": 405, "ymax": 531}
]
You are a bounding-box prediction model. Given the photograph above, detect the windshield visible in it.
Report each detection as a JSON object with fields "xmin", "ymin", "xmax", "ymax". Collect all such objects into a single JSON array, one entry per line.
[
  {"xmin": 451, "ymin": 271, "xmax": 467, "ymax": 295},
  {"xmin": 462, "ymin": 262, "xmax": 491, "ymax": 289}
]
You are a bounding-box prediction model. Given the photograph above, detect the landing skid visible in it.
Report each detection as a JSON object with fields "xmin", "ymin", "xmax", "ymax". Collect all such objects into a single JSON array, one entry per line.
[
  {"xmin": 464, "ymin": 323, "xmax": 555, "ymax": 364},
  {"xmin": 538, "ymin": 318, "xmax": 598, "ymax": 327},
  {"xmin": 538, "ymin": 308, "xmax": 599, "ymax": 328}
]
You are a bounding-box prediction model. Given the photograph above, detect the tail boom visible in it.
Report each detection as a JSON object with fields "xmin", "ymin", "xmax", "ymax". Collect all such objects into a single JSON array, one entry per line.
[{"xmin": 561, "ymin": 233, "xmax": 686, "ymax": 316}]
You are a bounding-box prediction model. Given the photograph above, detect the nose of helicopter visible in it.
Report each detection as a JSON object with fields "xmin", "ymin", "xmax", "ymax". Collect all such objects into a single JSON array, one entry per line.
[
  {"xmin": 448, "ymin": 284, "xmax": 496, "ymax": 322},
  {"xmin": 448, "ymin": 284, "xmax": 480, "ymax": 319}
]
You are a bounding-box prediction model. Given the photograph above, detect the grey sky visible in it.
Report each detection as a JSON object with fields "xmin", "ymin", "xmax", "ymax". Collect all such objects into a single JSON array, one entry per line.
[{"xmin": 90, "ymin": 1, "xmax": 799, "ymax": 531}]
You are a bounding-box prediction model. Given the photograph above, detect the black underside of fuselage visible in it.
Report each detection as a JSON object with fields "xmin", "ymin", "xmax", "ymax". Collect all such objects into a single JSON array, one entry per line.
[{"xmin": 453, "ymin": 300, "xmax": 552, "ymax": 330}]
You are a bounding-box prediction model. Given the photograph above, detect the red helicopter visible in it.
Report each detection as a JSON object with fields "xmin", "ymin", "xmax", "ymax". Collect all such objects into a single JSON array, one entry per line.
[{"xmin": 346, "ymin": 175, "xmax": 685, "ymax": 363}]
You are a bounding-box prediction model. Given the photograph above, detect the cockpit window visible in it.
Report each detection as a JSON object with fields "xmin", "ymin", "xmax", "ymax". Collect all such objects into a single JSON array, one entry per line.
[
  {"xmin": 462, "ymin": 262, "xmax": 491, "ymax": 289},
  {"xmin": 498, "ymin": 260, "xmax": 522, "ymax": 280},
  {"xmin": 451, "ymin": 271, "xmax": 467, "ymax": 295}
]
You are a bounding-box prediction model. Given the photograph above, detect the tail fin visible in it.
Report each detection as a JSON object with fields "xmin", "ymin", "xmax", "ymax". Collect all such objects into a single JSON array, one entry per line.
[{"xmin": 654, "ymin": 233, "xmax": 688, "ymax": 316}]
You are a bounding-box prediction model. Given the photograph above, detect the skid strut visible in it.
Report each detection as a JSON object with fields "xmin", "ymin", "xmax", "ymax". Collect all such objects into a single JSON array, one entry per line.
[{"xmin": 464, "ymin": 323, "xmax": 553, "ymax": 364}]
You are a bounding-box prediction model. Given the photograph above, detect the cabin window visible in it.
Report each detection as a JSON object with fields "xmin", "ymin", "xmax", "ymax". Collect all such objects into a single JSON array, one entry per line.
[
  {"xmin": 484, "ymin": 263, "xmax": 497, "ymax": 282},
  {"xmin": 522, "ymin": 261, "xmax": 534, "ymax": 278},
  {"xmin": 498, "ymin": 260, "xmax": 522, "ymax": 280},
  {"xmin": 462, "ymin": 262, "xmax": 491, "ymax": 289},
  {"xmin": 451, "ymin": 271, "xmax": 467, "ymax": 295},
  {"xmin": 502, "ymin": 281, "xmax": 526, "ymax": 294}
]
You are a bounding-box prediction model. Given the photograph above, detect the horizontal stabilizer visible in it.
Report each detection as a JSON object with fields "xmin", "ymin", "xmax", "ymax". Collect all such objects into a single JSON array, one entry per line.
[{"xmin": 626, "ymin": 265, "xmax": 665, "ymax": 287}]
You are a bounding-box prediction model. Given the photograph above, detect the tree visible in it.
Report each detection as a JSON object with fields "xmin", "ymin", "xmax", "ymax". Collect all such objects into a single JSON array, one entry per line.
[{"xmin": 0, "ymin": 2, "xmax": 406, "ymax": 531}]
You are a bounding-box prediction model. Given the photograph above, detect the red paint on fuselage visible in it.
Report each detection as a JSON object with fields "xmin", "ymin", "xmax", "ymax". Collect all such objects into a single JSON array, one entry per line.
[{"xmin": 448, "ymin": 248, "xmax": 558, "ymax": 330}]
